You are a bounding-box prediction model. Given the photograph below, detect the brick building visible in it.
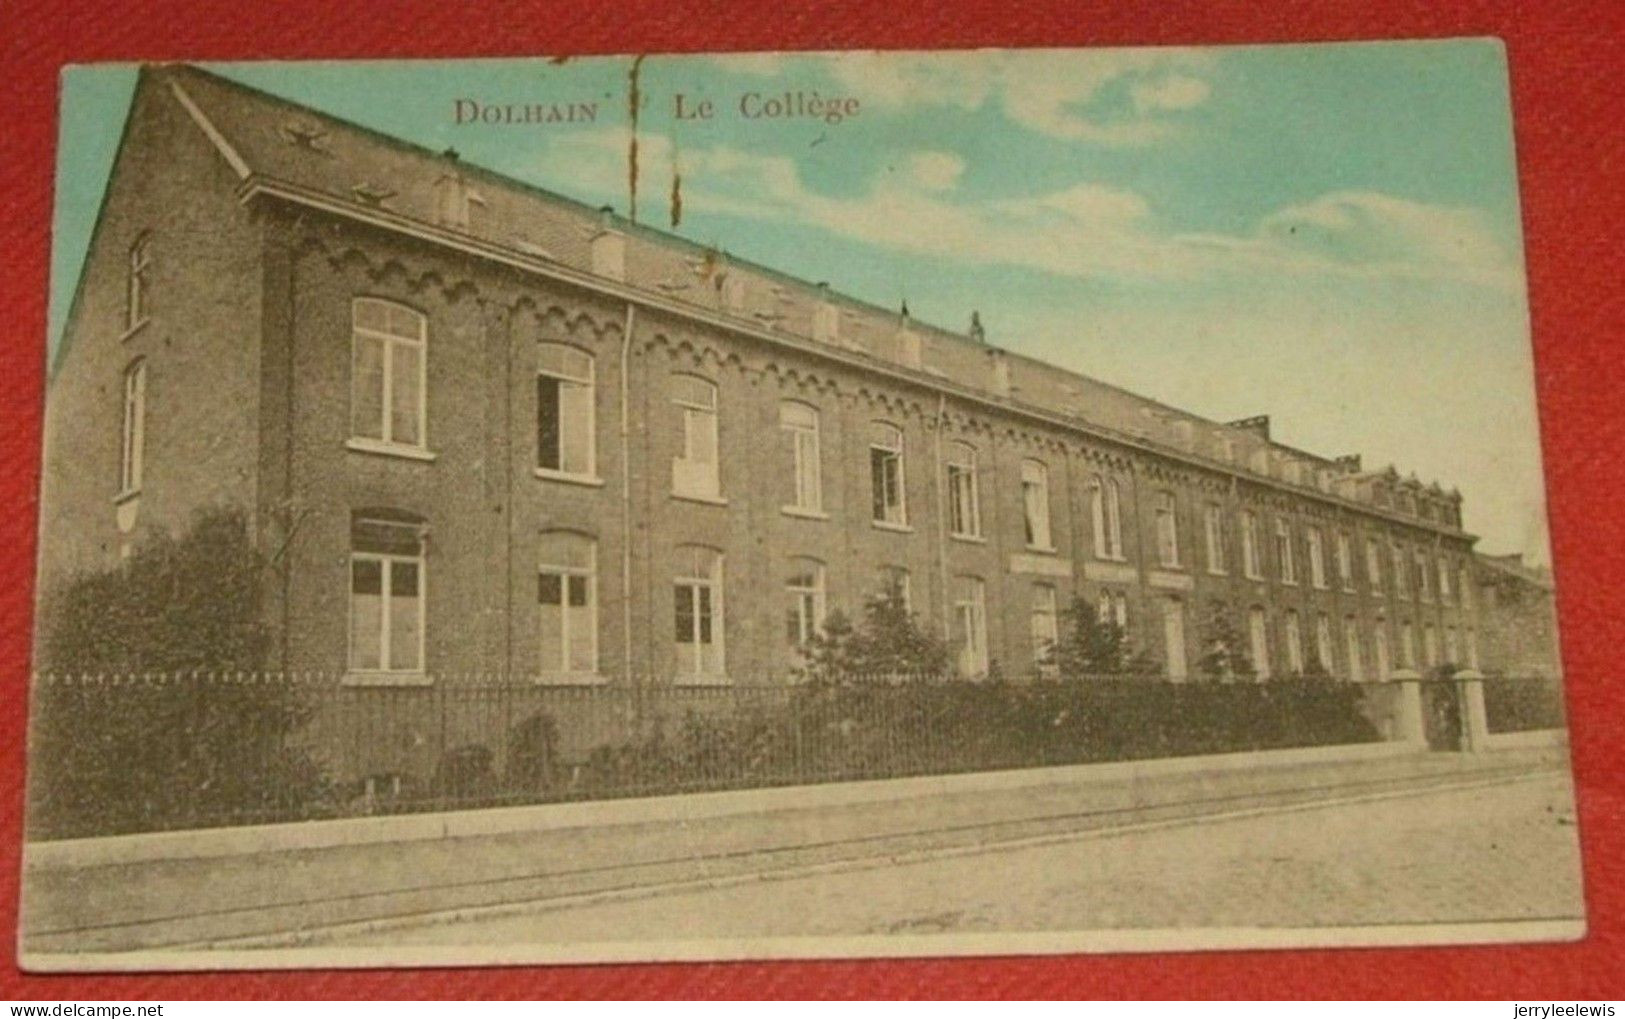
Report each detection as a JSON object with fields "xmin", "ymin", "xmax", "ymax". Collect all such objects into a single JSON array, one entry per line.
[{"xmin": 42, "ymin": 64, "xmax": 1506, "ymax": 690}]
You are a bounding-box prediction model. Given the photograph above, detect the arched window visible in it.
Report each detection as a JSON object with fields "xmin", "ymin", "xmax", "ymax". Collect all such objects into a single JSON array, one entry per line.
[
  {"xmin": 1020, "ymin": 459, "xmax": 1052, "ymax": 550},
  {"xmin": 946, "ymin": 441, "xmax": 981, "ymax": 538},
  {"xmin": 349, "ymin": 512, "xmax": 427, "ymax": 676},
  {"xmin": 1204, "ymin": 502, "xmax": 1227, "ymax": 575},
  {"xmin": 1374, "ymin": 619, "xmax": 1393, "ymax": 678},
  {"xmin": 119, "ymin": 359, "xmax": 147, "ymax": 495},
  {"xmin": 1275, "ymin": 518, "xmax": 1296, "ymax": 584},
  {"xmin": 674, "ymin": 545, "xmax": 724, "ymax": 678},
  {"xmin": 1307, "ymin": 527, "xmax": 1327, "ymax": 588},
  {"xmin": 1315, "ymin": 612, "xmax": 1335, "ymax": 673},
  {"xmin": 779, "ymin": 401, "xmax": 822, "ymax": 513},
  {"xmin": 1284, "ymin": 610, "xmax": 1305, "ymax": 673},
  {"xmin": 538, "ymin": 531, "xmax": 597, "ymax": 678},
  {"xmin": 671, "ymin": 374, "xmax": 720, "ymax": 499},
  {"xmin": 869, "ymin": 421, "xmax": 906, "ymax": 526},
  {"xmin": 351, "ymin": 298, "xmax": 428, "ymax": 450},
  {"xmin": 1248, "ymin": 606, "xmax": 1271, "ymax": 680},
  {"xmin": 1344, "ymin": 616, "xmax": 1364, "ymax": 682},
  {"xmin": 785, "ymin": 557, "xmax": 827, "ymax": 647},
  {"xmin": 1240, "ymin": 509, "xmax": 1262, "ymax": 579},
  {"xmin": 536, "ymin": 344, "xmax": 595, "ymax": 478},
  {"xmin": 126, "ymin": 233, "xmax": 152, "ymax": 330},
  {"xmin": 1090, "ymin": 476, "xmax": 1123, "ymax": 560}
]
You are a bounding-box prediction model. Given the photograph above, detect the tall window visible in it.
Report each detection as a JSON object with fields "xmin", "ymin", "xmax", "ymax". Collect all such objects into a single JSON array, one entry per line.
[
  {"xmin": 785, "ymin": 558, "xmax": 826, "ymax": 647},
  {"xmin": 349, "ymin": 515, "xmax": 425, "ymax": 675},
  {"xmin": 1315, "ymin": 612, "xmax": 1335, "ymax": 673},
  {"xmin": 869, "ymin": 422, "xmax": 907, "ymax": 526},
  {"xmin": 1466, "ymin": 627, "xmax": 1480, "ymax": 669},
  {"xmin": 1090, "ymin": 476, "xmax": 1123, "ymax": 560},
  {"xmin": 1392, "ymin": 544, "xmax": 1409, "ymax": 600},
  {"xmin": 537, "ymin": 531, "xmax": 597, "ymax": 677},
  {"xmin": 1275, "ymin": 518, "xmax": 1296, "ymax": 584},
  {"xmin": 672, "ymin": 374, "xmax": 720, "ymax": 499},
  {"xmin": 351, "ymin": 298, "xmax": 427, "ymax": 451},
  {"xmin": 946, "ymin": 442, "xmax": 981, "ymax": 538},
  {"xmin": 1161, "ymin": 597, "xmax": 1188, "ymax": 680},
  {"xmin": 1344, "ymin": 616, "xmax": 1364, "ymax": 681},
  {"xmin": 536, "ymin": 344, "xmax": 595, "ymax": 477},
  {"xmin": 1336, "ymin": 531, "xmax": 1354, "ymax": 591},
  {"xmin": 1439, "ymin": 558, "xmax": 1454, "ymax": 603},
  {"xmin": 878, "ymin": 565, "xmax": 912, "ymax": 613},
  {"xmin": 1284, "ymin": 610, "xmax": 1304, "ymax": 673},
  {"xmin": 1097, "ymin": 589, "xmax": 1129, "ymax": 631},
  {"xmin": 1154, "ymin": 491, "xmax": 1180, "ymax": 568},
  {"xmin": 126, "ymin": 233, "xmax": 151, "ymax": 330},
  {"xmin": 119, "ymin": 359, "xmax": 146, "ymax": 494},
  {"xmin": 1374, "ymin": 621, "xmax": 1393, "ymax": 678},
  {"xmin": 1416, "ymin": 550, "xmax": 1433, "ymax": 601},
  {"xmin": 780, "ymin": 402, "xmax": 822, "ymax": 513},
  {"xmin": 1459, "ymin": 565, "xmax": 1473, "ymax": 611},
  {"xmin": 1399, "ymin": 620, "xmax": 1417, "ymax": 668},
  {"xmin": 1241, "ymin": 510, "xmax": 1262, "ymax": 579},
  {"xmin": 1020, "ymin": 459, "xmax": 1052, "ymax": 549},
  {"xmin": 1367, "ymin": 536, "xmax": 1384, "ymax": 594},
  {"xmin": 952, "ymin": 576, "xmax": 988, "ymax": 677},
  {"xmin": 1307, "ymin": 528, "xmax": 1327, "ymax": 589},
  {"xmin": 1030, "ymin": 583, "xmax": 1059, "ymax": 675},
  {"xmin": 674, "ymin": 545, "xmax": 724, "ymax": 678},
  {"xmin": 1248, "ymin": 607, "xmax": 1271, "ymax": 680},
  {"xmin": 1422, "ymin": 624, "xmax": 1439, "ymax": 667},
  {"xmin": 1204, "ymin": 503, "xmax": 1227, "ymax": 575},
  {"xmin": 1444, "ymin": 626, "xmax": 1460, "ymax": 666}
]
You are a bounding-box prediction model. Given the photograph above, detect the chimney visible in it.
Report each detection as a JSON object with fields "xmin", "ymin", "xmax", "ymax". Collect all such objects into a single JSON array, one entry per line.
[
  {"xmin": 894, "ymin": 306, "xmax": 922, "ymax": 369},
  {"xmin": 1227, "ymin": 415, "xmax": 1271, "ymax": 441},
  {"xmin": 988, "ymin": 347, "xmax": 1011, "ymax": 398},
  {"xmin": 590, "ymin": 205, "xmax": 625, "ymax": 281},
  {"xmin": 812, "ymin": 282, "xmax": 839, "ymax": 344}
]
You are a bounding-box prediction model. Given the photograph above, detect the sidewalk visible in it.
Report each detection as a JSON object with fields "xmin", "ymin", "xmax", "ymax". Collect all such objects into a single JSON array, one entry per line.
[{"xmin": 20, "ymin": 742, "xmax": 1566, "ymax": 957}]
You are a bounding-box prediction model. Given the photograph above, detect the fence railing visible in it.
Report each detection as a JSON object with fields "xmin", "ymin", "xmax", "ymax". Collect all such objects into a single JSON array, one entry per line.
[{"xmin": 26, "ymin": 671, "xmax": 1397, "ymax": 841}]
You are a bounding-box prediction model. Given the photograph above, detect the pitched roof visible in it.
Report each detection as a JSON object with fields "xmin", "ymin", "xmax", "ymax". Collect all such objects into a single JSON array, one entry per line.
[{"xmin": 155, "ymin": 62, "xmax": 1469, "ymax": 531}]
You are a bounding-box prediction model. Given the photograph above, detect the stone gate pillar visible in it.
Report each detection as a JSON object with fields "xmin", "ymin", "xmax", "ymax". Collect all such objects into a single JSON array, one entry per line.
[
  {"xmin": 1390, "ymin": 668, "xmax": 1426, "ymax": 747},
  {"xmin": 1455, "ymin": 668, "xmax": 1492, "ymax": 752}
]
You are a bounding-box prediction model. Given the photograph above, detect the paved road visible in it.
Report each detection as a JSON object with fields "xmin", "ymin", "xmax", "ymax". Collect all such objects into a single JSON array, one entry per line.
[{"xmin": 321, "ymin": 770, "xmax": 1583, "ymax": 947}]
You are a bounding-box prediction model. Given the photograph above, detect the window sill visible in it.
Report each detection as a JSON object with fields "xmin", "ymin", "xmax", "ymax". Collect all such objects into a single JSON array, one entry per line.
[
  {"xmin": 871, "ymin": 519, "xmax": 914, "ymax": 534},
  {"xmin": 535, "ymin": 469, "xmax": 606, "ymax": 488},
  {"xmin": 1207, "ymin": 568, "xmax": 1228, "ymax": 577},
  {"xmin": 1280, "ymin": 580, "xmax": 1298, "ymax": 588},
  {"xmin": 1243, "ymin": 573, "xmax": 1264, "ymax": 583},
  {"xmin": 671, "ymin": 490, "xmax": 729, "ymax": 507},
  {"xmin": 345, "ymin": 438, "xmax": 438, "ymax": 462},
  {"xmin": 1095, "ymin": 553, "xmax": 1128, "ymax": 564},
  {"xmin": 1024, "ymin": 544, "xmax": 1059, "ymax": 555},
  {"xmin": 1158, "ymin": 562, "xmax": 1183, "ymax": 571},
  {"xmin": 112, "ymin": 487, "xmax": 142, "ymax": 506},
  {"xmin": 119, "ymin": 318, "xmax": 151, "ymax": 343},
  {"xmin": 950, "ymin": 532, "xmax": 987, "ymax": 545},
  {"xmin": 781, "ymin": 506, "xmax": 830, "ymax": 521},
  {"xmin": 342, "ymin": 671, "xmax": 432, "ymax": 688},
  {"xmin": 672, "ymin": 674, "xmax": 731, "ymax": 688},
  {"xmin": 534, "ymin": 672, "xmax": 608, "ymax": 686}
]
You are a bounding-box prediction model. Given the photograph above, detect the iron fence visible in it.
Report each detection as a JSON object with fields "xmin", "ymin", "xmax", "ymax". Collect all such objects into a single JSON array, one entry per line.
[{"xmin": 27, "ymin": 671, "xmax": 1393, "ymax": 840}]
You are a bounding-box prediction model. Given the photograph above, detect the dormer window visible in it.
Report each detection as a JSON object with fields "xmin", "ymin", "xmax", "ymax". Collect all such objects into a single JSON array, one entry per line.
[{"xmin": 126, "ymin": 233, "xmax": 151, "ymax": 332}]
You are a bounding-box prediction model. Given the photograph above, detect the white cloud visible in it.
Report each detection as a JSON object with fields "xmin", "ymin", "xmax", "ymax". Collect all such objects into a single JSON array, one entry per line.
[
  {"xmin": 539, "ymin": 127, "xmax": 1519, "ymax": 292},
  {"xmin": 711, "ymin": 48, "xmax": 1218, "ymax": 146}
]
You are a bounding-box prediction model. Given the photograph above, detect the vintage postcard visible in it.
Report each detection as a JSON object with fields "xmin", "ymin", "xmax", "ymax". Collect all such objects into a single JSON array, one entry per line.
[{"xmin": 21, "ymin": 40, "xmax": 1580, "ymax": 971}]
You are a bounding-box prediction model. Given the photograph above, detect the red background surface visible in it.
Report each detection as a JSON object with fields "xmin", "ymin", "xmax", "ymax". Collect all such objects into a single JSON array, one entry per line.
[{"xmin": 2, "ymin": 0, "xmax": 1621, "ymax": 999}]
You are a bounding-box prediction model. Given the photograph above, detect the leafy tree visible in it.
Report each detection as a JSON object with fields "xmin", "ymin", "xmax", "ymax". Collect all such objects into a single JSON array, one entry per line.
[
  {"xmin": 1044, "ymin": 596, "xmax": 1157, "ymax": 678},
  {"xmin": 1195, "ymin": 600, "xmax": 1255, "ymax": 680},
  {"xmin": 30, "ymin": 507, "xmax": 328, "ymax": 837},
  {"xmin": 795, "ymin": 581, "xmax": 950, "ymax": 683}
]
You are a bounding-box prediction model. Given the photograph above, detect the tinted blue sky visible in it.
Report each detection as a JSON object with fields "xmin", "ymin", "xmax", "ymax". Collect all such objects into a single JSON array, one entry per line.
[{"xmin": 52, "ymin": 41, "xmax": 1547, "ymax": 561}]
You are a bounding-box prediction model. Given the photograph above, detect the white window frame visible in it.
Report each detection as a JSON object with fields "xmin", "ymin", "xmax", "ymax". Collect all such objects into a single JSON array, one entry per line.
[
  {"xmin": 674, "ymin": 545, "xmax": 726, "ymax": 681},
  {"xmin": 1097, "ymin": 589, "xmax": 1129, "ymax": 631},
  {"xmin": 786, "ymin": 558, "xmax": 827, "ymax": 647},
  {"xmin": 953, "ymin": 576, "xmax": 989, "ymax": 678},
  {"xmin": 1439, "ymin": 557, "xmax": 1454, "ymax": 603},
  {"xmin": 1374, "ymin": 621, "xmax": 1393, "ymax": 679},
  {"xmin": 1020, "ymin": 459, "xmax": 1053, "ymax": 550},
  {"xmin": 1285, "ymin": 610, "xmax": 1304, "ymax": 673},
  {"xmin": 1248, "ymin": 607, "xmax": 1271, "ymax": 680},
  {"xmin": 1416, "ymin": 550, "xmax": 1434, "ymax": 602},
  {"xmin": 1241, "ymin": 510, "xmax": 1262, "ymax": 580},
  {"xmin": 1091, "ymin": 476, "xmax": 1124, "ymax": 561},
  {"xmin": 1336, "ymin": 531, "xmax": 1355, "ymax": 591},
  {"xmin": 1367, "ymin": 536, "xmax": 1384, "ymax": 595},
  {"xmin": 347, "ymin": 518, "xmax": 427, "ymax": 679},
  {"xmin": 780, "ymin": 401, "xmax": 823, "ymax": 514},
  {"xmin": 1315, "ymin": 612, "xmax": 1335, "ymax": 673},
  {"xmin": 535, "ymin": 343, "xmax": 597, "ymax": 481},
  {"xmin": 1031, "ymin": 583, "xmax": 1059, "ymax": 675},
  {"xmin": 1204, "ymin": 503, "xmax": 1227, "ymax": 575},
  {"xmin": 1307, "ymin": 527, "xmax": 1327, "ymax": 589},
  {"xmin": 869, "ymin": 422, "xmax": 908, "ymax": 527},
  {"xmin": 878, "ymin": 565, "xmax": 912, "ymax": 613},
  {"xmin": 1154, "ymin": 491, "xmax": 1180, "ymax": 568},
  {"xmin": 1400, "ymin": 620, "xmax": 1417, "ymax": 668},
  {"xmin": 537, "ymin": 532, "xmax": 599, "ymax": 681},
  {"xmin": 672, "ymin": 374, "xmax": 721, "ymax": 500},
  {"xmin": 118, "ymin": 359, "xmax": 146, "ymax": 496},
  {"xmin": 1275, "ymin": 518, "xmax": 1297, "ymax": 585},
  {"xmin": 350, "ymin": 297, "xmax": 429, "ymax": 454},
  {"xmin": 1344, "ymin": 616, "xmax": 1364, "ymax": 682},
  {"xmin": 946, "ymin": 441, "xmax": 982, "ymax": 539}
]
